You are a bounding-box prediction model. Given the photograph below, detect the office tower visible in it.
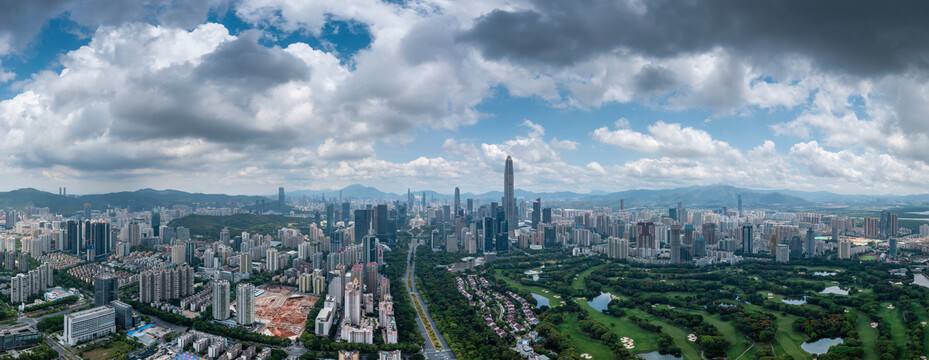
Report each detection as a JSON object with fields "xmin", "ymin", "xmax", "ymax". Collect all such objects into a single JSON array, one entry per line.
[
  {"xmin": 888, "ymin": 238, "xmax": 897, "ymax": 258},
  {"xmin": 267, "ymin": 248, "xmax": 279, "ymax": 272},
  {"xmin": 354, "ymin": 209, "xmax": 373, "ymax": 245},
  {"xmin": 542, "ymin": 208, "xmax": 552, "ymax": 224},
  {"xmin": 775, "ymin": 244, "xmax": 790, "ymax": 263},
  {"xmin": 365, "ymin": 262, "xmax": 378, "ymax": 295},
  {"xmin": 769, "ymin": 234, "xmax": 779, "ymax": 255},
  {"xmin": 239, "ymin": 253, "xmax": 251, "ymax": 274},
  {"xmin": 789, "ymin": 236, "xmax": 803, "ymax": 258},
  {"xmin": 879, "ymin": 211, "xmax": 897, "ymax": 239},
  {"xmin": 362, "ymin": 235, "xmax": 378, "ymax": 265},
  {"xmin": 64, "ymin": 306, "xmax": 115, "ymax": 345},
  {"xmin": 737, "ymin": 194, "xmax": 742, "ymax": 216},
  {"xmin": 467, "ymin": 198, "xmax": 473, "ymax": 217},
  {"xmin": 669, "ymin": 207, "xmax": 678, "ymax": 221},
  {"xmin": 482, "ymin": 217, "xmax": 494, "ymax": 253},
  {"xmin": 91, "ymin": 222, "xmax": 109, "ymax": 260},
  {"xmin": 375, "ymin": 204, "xmax": 389, "ymax": 239},
  {"xmin": 93, "ymin": 274, "xmax": 118, "ymax": 307},
  {"xmin": 670, "ymin": 226, "xmax": 681, "ymax": 264},
  {"xmin": 694, "ymin": 238, "xmax": 706, "ymax": 258},
  {"xmin": 454, "ymin": 187, "xmax": 460, "ymax": 217},
  {"xmin": 213, "ymin": 280, "xmax": 230, "ymax": 320},
  {"xmin": 177, "ymin": 226, "xmax": 190, "ymax": 242},
  {"xmin": 66, "ymin": 220, "xmax": 80, "ymax": 255},
  {"xmin": 279, "ymin": 187, "xmax": 285, "ymax": 211},
  {"xmin": 83, "ymin": 203, "xmax": 91, "ymax": 219},
  {"xmin": 741, "ymin": 225, "xmax": 753, "ymax": 254},
  {"xmin": 504, "ymin": 155, "xmax": 515, "ymax": 237},
  {"xmin": 677, "ymin": 202, "xmax": 687, "ymax": 225},
  {"xmin": 152, "ymin": 211, "xmax": 160, "ymax": 237},
  {"xmin": 185, "ymin": 241, "xmax": 195, "ymax": 264},
  {"xmin": 236, "ymin": 283, "xmax": 255, "ymax": 325},
  {"xmin": 805, "ymin": 228, "xmax": 815, "ymax": 258},
  {"xmin": 220, "ymin": 228, "xmax": 231, "ymax": 245},
  {"xmin": 110, "ymin": 300, "xmax": 134, "ymax": 330},
  {"xmin": 327, "ymin": 204, "xmax": 334, "ymax": 235},
  {"xmin": 342, "ymin": 202, "xmax": 351, "ymax": 221}
]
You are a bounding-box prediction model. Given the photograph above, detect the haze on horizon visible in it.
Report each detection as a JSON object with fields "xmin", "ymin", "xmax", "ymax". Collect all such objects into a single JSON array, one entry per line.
[{"xmin": 1, "ymin": 1, "xmax": 928, "ymax": 196}]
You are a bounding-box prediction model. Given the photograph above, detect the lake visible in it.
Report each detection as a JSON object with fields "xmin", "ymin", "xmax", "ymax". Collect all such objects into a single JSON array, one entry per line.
[
  {"xmin": 531, "ymin": 293, "xmax": 549, "ymax": 308},
  {"xmin": 637, "ymin": 351, "xmax": 682, "ymax": 360},
  {"xmin": 782, "ymin": 297, "xmax": 808, "ymax": 305},
  {"xmin": 589, "ymin": 292, "xmax": 612, "ymax": 312},
  {"xmin": 820, "ymin": 286, "xmax": 849, "ymax": 295},
  {"xmin": 914, "ymin": 274, "xmax": 929, "ymax": 288},
  {"xmin": 801, "ymin": 338, "xmax": 843, "ymax": 355}
]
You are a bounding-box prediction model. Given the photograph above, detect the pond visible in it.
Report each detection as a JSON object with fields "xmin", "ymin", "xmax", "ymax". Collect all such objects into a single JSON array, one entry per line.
[
  {"xmin": 637, "ymin": 351, "xmax": 683, "ymax": 360},
  {"xmin": 914, "ymin": 274, "xmax": 929, "ymax": 288},
  {"xmin": 589, "ymin": 292, "xmax": 612, "ymax": 312},
  {"xmin": 782, "ymin": 296, "xmax": 808, "ymax": 305},
  {"xmin": 819, "ymin": 286, "xmax": 849, "ymax": 295},
  {"xmin": 530, "ymin": 293, "xmax": 549, "ymax": 308},
  {"xmin": 813, "ymin": 271, "xmax": 836, "ymax": 276},
  {"xmin": 801, "ymin": 338, "xmax": 844, "ymax": 355}
]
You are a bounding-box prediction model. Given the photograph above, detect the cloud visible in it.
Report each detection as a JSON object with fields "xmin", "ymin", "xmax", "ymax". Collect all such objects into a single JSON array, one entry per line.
[
  {"xmin": 592, "ymin": 121, "xmax": 742, "ymax": 160},
  {"xmin": 550, "ymin": 138, "xmax": 578, "ymax": 150},
  {"xmin": 316, "ymin": 139, "xmax": 374, "ymax": 160},
  {"xmin": 461, "ymin": 0, "xmax": 929, "ymax": 76}
]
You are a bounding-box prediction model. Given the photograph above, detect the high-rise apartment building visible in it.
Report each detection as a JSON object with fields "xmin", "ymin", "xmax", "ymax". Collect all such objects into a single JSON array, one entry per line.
[
  {"xmin": 236, "ymin": 283, "xmax": 255, "ymax": 325},
  {"xmin": 213, "ymin": 280, "xmax": 230, "ymax": 320}
]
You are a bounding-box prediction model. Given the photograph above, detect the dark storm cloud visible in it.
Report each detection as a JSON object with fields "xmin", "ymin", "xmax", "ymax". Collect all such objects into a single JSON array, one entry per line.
[
  {"xmin": 461, "ymin": 0, "xmax": 929, "ymax": 76},
  {"xmin": 633, "ymin": 64, "xmax": 678, "ymax": 94},
  {"xmin": 195, "ymin": 30, "xmax": 311, "ymax": 88}
]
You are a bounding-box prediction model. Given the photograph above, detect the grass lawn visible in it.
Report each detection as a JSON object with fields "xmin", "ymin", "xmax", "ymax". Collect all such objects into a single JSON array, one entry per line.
[
  {"xmin": 855, "ymin": 311, "xmax": 879, "ymax": 360},
  {"xmin": 557, "ymin": 313, "xmax": 614, "ymax": 360},
  {"xmin": 493, "ymin": 269, "xmax": 563, "ymax": 307},
  {"xmin": 82, "ymin": 341, "xmax": 136, "ymax": 360},
  {"xmin": 770, "ymin": 312, "xmax": 810, "ymax": 360},
  {"xmin": 571, "ymin": 264, "xmax": 604, "ymax": 290},
  {"xmin": 877, "ymin": 303, "xmax": 908, "ymax": 359},
  {"xmin": 624, "ymin": 307, "xmax": 701, "ymax": 359},
  {"xmin": 577, "ymin": 299, "xmax": 660, "ymax": 355},
  {"xmin": 679, "ymin": 308, "xmax": 751, "ymax": 359}
]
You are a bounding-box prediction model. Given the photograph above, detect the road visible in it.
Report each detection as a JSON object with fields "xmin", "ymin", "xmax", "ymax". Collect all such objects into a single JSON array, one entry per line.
[{"xmin": 406, "ymin": 239, "xmax": 456, "ymax": 360}]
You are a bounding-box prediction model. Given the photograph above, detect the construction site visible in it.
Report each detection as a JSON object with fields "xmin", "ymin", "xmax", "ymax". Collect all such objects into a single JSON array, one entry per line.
[{"xmin": 254, "ymin": 284, "xmax": 318, "ymax": 339}]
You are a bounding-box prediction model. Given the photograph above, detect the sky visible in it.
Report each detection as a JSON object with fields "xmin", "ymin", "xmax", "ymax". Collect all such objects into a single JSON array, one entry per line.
[{"xmin": 1, "ymin": 0, "xmax": 929, "ymax": 196}]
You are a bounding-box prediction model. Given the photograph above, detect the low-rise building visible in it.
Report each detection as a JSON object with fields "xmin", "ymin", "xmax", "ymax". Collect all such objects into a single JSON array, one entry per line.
[{"xmin": 0, "ymin": 323, "xmax": 39, "ymax": 351}]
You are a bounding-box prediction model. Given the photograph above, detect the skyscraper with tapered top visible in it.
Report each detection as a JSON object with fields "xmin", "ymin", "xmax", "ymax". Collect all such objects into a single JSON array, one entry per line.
[{"xmin": 504, "ymin": 155, "xmax": 515, "ymax": 237}]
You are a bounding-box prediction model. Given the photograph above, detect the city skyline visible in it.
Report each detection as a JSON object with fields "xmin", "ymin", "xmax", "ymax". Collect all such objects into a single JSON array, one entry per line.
[{"xmin": 1, "ymin": 1, "xmax": 929, "ymax": 195}]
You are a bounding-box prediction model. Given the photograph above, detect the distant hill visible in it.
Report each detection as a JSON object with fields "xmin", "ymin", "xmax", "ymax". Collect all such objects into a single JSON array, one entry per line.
[{"xmin": 0, "ymin": 188, "xmax": 279, "ymax": 215}]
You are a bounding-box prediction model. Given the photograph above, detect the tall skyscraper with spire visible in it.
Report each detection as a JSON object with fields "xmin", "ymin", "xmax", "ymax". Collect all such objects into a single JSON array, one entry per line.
[
  {"xmin": 454, "ymin": 187, "xmax": 460, "ymax": 218},
  {"xmin": 504, "ymin": 155, "xmax": 515, "ymax": 237}
]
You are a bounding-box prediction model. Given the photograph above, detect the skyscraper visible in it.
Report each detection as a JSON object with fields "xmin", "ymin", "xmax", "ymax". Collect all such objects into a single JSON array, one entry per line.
[
  {"xmin": 737, "ymin": 194, "xmax": 743, "ymax": 217},
  {"xmin": 504, "ymin": 155, "xmax": 515, "ymax": 237},
  {"xmin": 531, "ymin": 198, "xmax": 541, "ymax": 227},
  {"xmin": 213, "ymin": 280, "xmax": 230, "ymax": 320},
  {"xmin": 236, "ymin": 283, "xmax": 255, "ymax": 325},
  {"xmin": 741, "ymin": 225, "xmax": 753, "ymax": 254},
  {"xmin": 670, "ymin": 226, "xmax": 681, "ymax": 264},
  {"xmin": 94, "ymin": 274, "xmax": 118, "ymax": 307},
  {"xmin": 151, "ymin": 211, "xmax": 160, "ymax": 237},
  {"xmin": 454, "ymin": 187, "xmax": 460, "ymax": 218},
  {"xmin": 279, "ymin": 187, "xmax": 285, "ymax": 211},
  {"xmin": 805, "ymin": 228, "xmax": 815, "ymax": 258},
  {"xmin": 354, "ymin": 209, "xmax": 373, "ymax": 245}
]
